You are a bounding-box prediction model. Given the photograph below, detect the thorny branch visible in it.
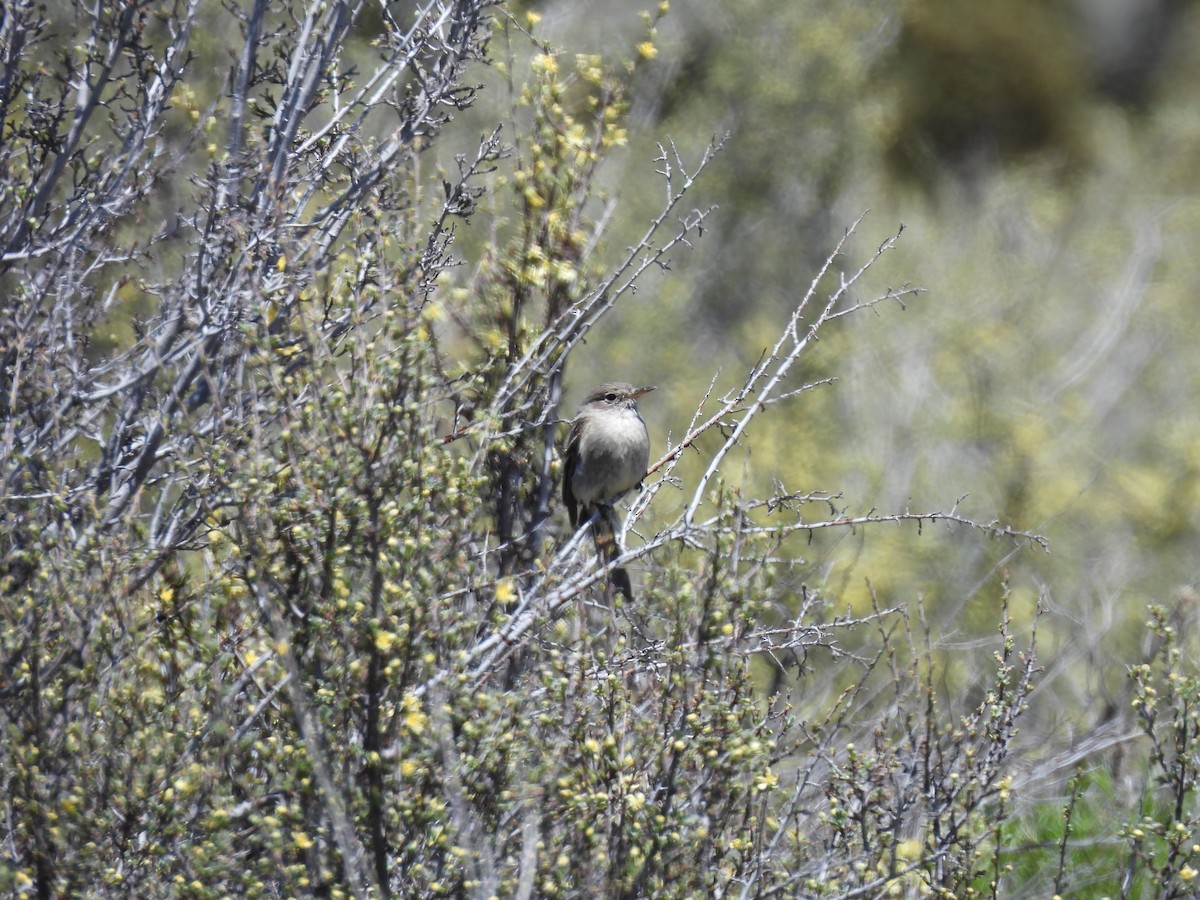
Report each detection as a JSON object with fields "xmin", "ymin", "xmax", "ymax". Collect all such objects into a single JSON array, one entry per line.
[
  {"xmin": 427, "ymin": 207, "xmax": 1044, "ymax": 693},
  {"xmin": 2, "ymin": 0, "xmax": 498, "ymax": 576}
]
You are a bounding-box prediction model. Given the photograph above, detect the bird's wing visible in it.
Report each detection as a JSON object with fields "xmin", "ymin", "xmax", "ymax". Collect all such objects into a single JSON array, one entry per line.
[{"xmin": 563, "ymin": 420, "xmax": 581, "ymax": 528}]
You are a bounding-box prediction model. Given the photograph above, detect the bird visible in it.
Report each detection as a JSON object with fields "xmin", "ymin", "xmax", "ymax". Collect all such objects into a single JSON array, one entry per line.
[{"xmin": 562, "ymin": 382, "xmax": 654, "ymax": 599}]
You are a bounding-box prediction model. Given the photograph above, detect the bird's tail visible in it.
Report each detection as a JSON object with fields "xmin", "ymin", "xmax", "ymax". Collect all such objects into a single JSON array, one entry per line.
[{"xmin": 591, "ymin": 504, "xmax": 633, "ymax": 600}]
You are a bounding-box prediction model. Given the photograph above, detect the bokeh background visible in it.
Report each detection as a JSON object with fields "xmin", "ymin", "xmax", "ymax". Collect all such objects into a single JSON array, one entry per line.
[{"xmin": 453, "ymin": 0, "xmax": 1200, "ymax": 738}]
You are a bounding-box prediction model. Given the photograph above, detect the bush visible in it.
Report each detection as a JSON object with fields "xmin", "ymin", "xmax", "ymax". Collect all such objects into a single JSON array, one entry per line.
[{"xmin": 7, "ymin": 2, "xmax": 1176, "ymax": 897}]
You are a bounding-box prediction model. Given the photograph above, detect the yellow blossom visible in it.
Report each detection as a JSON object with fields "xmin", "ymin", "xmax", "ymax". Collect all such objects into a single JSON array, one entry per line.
[
  {"xmin": 755, "ymin": 768, "xmax": 779, "ymax": 792},
  {"xmin": 523, "ymin": 186, "xmax": 546, "ymax": 209},
  {"xmin": 375, "ymin": 630, "xmax": 397, "ymax": 652},
  {"xmin": 495, "ymin": 577, "xmax": 516, "ymax": 604},
  {"xmin": 576, "ymin": 54, "xmax": 604, "ymax": 84},
  {"xmin": 293, "ymin": 830, "xmax": 314, "ymax": 850},
  {"xmin": 142, "ymin": 685, "xmax": 165, "ymax": 705},
  {"xmin": 531, "ymin": 53, "xmax": 558, "ymax": 76},
  {"xmin": 402, "ymin": 693, "xmax": 428, "ymax": 733},
  {"xmin": 636, "ymin": 42, "xmax": 657, "ymax": 60}
]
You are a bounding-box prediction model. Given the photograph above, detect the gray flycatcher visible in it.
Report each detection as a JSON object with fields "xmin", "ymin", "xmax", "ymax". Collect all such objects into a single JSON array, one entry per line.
[{"xmin": 563, "ymin": 382, "xmax": 655, "ymax": 599}]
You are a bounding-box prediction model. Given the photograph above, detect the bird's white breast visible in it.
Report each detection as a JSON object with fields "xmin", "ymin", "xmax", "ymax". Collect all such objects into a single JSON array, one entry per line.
[{"xmin": 571, "ymin": 407, "xmax": 649, "ymax": 505}]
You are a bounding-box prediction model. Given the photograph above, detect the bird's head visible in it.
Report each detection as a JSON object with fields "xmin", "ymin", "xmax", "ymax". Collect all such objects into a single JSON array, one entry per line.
[{"xmin": 582, "ymin": 382, "xmax": 656, "ymax": 411}]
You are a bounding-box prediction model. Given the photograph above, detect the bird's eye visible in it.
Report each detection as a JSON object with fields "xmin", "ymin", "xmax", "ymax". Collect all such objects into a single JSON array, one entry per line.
[{"xmin": 605, "ymin": 392, "xmax": 618, "ymax": 402}]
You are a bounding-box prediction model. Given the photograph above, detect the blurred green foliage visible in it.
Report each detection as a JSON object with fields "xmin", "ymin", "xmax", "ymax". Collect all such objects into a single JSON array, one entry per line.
[
  {"xmin": 540, "ymin": 0, "xmax": 1200, "ymax": 709},
  {"xmin": 515, "ymin": 1, "xmax": 1200, "ymax": 886}
]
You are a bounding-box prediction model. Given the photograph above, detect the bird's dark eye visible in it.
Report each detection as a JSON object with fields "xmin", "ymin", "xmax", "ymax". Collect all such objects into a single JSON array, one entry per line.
[{"xmin": 605, "ymin": 392, "xmax": 618, "ymax": 402}]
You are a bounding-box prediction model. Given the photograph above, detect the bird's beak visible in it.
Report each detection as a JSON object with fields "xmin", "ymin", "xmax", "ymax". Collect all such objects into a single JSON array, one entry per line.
[{"xmin": 632, "ymin": 385, "xmax": 656, "ymax": 398}]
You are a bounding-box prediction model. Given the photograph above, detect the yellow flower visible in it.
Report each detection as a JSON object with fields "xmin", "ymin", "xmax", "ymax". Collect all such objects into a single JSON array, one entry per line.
[
  {"xmin": 402, "ymin": 693, "xmax": 428, "ymax": 733},
  {"xmin": 523, "ymin": 186, "xmax": 546, "ymax": 209},
  {"xmin": 531, "ymin": 53, "xmax": 558, "ymax": 76},
  {"xmin": 375, "ymin": 630, "xmax": 397, "ymax": 652},
  {"xmin": 293, "ymin": 830, "xmax": 314, "ymax": 850},
  {"xmin": 576, "ymin": 54, "xmax": 604, "ymax": 84},
  {"xmin": 636, "ymin": 42, "xmax": 657, "ymax": 60},
  {"xmin": 495, "ymin": 577, "xmax": 516, "ymax": 605},
  {"xmin": 142, "ymin": 685, "xmax": 165, "ymax": 705}
]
